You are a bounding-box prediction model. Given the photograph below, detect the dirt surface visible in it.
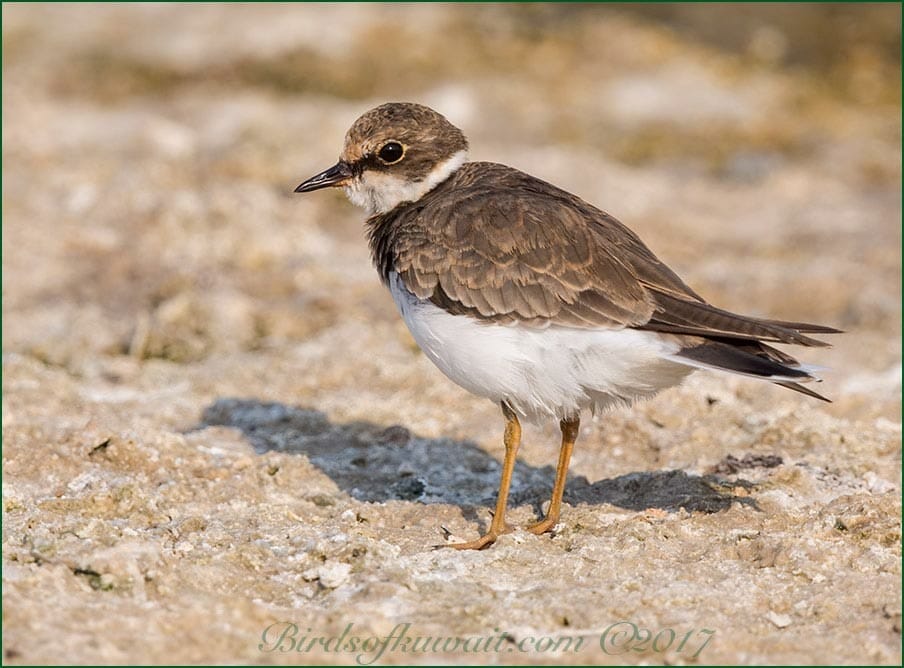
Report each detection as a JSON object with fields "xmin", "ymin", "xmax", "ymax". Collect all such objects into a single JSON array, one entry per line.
[{"xmin": 2, "ymin": 4, "xmax": 901, "ymax": 665}]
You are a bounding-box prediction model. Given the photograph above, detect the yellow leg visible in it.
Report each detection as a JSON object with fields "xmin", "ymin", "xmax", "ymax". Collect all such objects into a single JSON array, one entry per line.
[
  {"xmin": 440, "ymin": 403, "xmax": 521, "ymax": 550},
  {"xmin": 527, "ymin": 416, "xmax": 579, "ymax": 535}
]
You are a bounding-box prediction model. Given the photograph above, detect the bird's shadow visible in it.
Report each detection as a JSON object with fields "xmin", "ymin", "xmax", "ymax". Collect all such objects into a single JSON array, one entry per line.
[{"xmin": 196, "ymin": 398, "xmax": 756, "ymax": 529}]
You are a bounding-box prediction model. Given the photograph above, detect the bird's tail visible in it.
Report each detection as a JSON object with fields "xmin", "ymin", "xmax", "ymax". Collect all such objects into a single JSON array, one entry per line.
[{"xmin": 667, "ymin": 337, "xmax": 832, "ymax": 402}]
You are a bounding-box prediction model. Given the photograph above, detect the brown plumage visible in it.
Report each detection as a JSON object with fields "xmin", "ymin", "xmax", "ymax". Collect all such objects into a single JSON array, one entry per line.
[
  {"xmin": 367, "ymin": 160, "xmax": 840, "ymax": 400},
  {"xmin": 297, "ymin": 102, "xmax": 842, "ymax": 549}
]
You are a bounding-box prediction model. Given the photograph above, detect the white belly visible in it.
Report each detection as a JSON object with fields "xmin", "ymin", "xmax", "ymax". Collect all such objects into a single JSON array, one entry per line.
[{"xmin": 388, "ymin": 273, "xmax": 693, "ymax": 421}]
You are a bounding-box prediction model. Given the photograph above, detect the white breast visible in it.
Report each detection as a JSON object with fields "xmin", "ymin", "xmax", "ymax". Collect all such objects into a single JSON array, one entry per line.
[{"xmin": 388, "ymin": 273, "xmax": 693, "ymax": 422}]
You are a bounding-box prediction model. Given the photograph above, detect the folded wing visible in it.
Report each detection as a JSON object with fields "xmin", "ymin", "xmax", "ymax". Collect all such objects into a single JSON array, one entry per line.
[{"xmin": 367, "ymin": 162, "xmax": 840, "ymax": 399}]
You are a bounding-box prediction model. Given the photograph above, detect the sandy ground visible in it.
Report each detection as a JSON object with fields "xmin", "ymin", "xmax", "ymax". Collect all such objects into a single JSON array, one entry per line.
[{"xmin": 2, "ymin": 4, "xmax": 901, "ymax": 665}]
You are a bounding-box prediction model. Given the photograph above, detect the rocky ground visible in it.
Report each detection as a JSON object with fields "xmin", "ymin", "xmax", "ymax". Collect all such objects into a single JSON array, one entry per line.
[{"xmin": 2, "ymin": 4, "xmax": 901, "ymax": 665}]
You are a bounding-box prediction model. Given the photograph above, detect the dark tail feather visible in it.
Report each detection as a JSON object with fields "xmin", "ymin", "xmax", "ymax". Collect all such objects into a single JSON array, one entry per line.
[
  {"xmin": 670, "ymin": 339, "xmax": 831, "ymax": 402},
  {"xmin": 675, "ymin": 340, "xmax": 811, "ymax": 379},
  {"xmin": 773, "ymin": 381, "xmax": 831, "ymax": 402},
  {"xmin": 759, "ymin": 319, "xmax": 844, "ymax": 335}
]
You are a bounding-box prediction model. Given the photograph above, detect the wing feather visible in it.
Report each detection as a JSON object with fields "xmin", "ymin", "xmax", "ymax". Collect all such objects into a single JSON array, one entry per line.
[{"xmin": 367, "ymin": 162, "xmax": 838, "ymax": 348}]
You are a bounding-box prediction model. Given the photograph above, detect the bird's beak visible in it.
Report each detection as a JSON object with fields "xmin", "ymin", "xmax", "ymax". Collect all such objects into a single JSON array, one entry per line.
[{"xmin": 294, "ymin": 161, "xmax": 353, "ymax": 193}]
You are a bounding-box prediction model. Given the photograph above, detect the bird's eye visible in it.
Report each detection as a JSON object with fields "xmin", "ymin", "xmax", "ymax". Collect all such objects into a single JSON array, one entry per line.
[{"xmin": 377, "ymin": 141, "xmax": 405, "ymax": 164}]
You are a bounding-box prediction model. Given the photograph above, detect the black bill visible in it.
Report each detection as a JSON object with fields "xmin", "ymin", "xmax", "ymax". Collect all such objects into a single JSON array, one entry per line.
[{"xmin": 294, "ymin": 161, "xmax": 353, "ymax": 193}]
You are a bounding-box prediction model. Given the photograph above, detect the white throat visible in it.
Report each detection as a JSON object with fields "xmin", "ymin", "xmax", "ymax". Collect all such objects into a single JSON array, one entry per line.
[{"xmin": 344, "ymin": 150, "xmax": 468, "ymax": 214}]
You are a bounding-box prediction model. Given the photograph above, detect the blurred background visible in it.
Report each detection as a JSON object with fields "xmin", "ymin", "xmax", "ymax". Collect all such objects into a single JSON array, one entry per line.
[{"xmin": 2, "ymin": 5, "xmax": 901, "ymax": 664}]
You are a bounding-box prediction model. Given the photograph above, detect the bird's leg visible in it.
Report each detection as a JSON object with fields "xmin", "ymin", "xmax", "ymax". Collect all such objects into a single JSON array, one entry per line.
[
  {"xmin": 527, "ymin": 416, "xmax": 579, "ymax": 535},
  {"xmin": 440, "ymin": 403, "xmax": 521, "ymax": 550}
]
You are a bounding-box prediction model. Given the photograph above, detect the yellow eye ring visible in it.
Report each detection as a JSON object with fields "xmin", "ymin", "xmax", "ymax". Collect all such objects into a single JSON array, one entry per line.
[{"xmin": 377, "ymin": 141, "xmax": 405, "ymax": 164}]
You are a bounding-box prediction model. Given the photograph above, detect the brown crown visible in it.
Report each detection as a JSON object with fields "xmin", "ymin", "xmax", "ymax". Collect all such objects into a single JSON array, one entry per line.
[{"xmin": 341, "ymin": 102, "xmax": 469, "ymax": 179}]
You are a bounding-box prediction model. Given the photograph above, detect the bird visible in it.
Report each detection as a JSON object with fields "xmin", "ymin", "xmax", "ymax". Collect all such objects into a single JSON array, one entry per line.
[{"xmin": 295, "ymin": 102, "xmax": 840, "ymax": 550}]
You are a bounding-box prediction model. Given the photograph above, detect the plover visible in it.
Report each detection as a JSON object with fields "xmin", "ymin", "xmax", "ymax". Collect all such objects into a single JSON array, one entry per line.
[{"xmin": 295, "ymin": 102, "xmax": 840, "ymax": 550}]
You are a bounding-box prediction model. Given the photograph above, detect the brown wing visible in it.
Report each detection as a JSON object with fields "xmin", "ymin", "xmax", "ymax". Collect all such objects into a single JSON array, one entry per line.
[
  {"xmin": 368, "ymin": 162, "xmax": 838, "ymax": 347},
  {"xmin": 370, "ymin": 162, "xmax": 701, "ymax": 328}
]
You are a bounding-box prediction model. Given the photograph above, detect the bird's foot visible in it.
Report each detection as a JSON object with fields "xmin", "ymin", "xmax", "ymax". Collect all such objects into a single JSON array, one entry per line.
[
  {"xmin": 434, "ymin": 523, "xmax": 512, "ymax": 550},
  {"xmin": 435, "ymin": 532, "xmax": 499, "ymax": 551},
  {"xmin": 526, "ymin": 514, "xmax": 559, "ymax": 536}
]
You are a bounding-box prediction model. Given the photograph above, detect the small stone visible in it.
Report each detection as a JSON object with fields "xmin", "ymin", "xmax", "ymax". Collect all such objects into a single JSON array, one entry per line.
[
  {"xmin": 766, "ymin": 611, "xmax": 793, "ymax": 628},
  {"xmin": 303, "ymin": 562, "xmax": 351, "ymax": 589}
]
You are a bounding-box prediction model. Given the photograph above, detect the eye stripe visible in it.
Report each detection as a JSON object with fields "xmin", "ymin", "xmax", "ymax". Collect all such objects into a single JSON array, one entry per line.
[{"xmin": 355, "ymin": 155, "xmax": 385, "ymax": 172}]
